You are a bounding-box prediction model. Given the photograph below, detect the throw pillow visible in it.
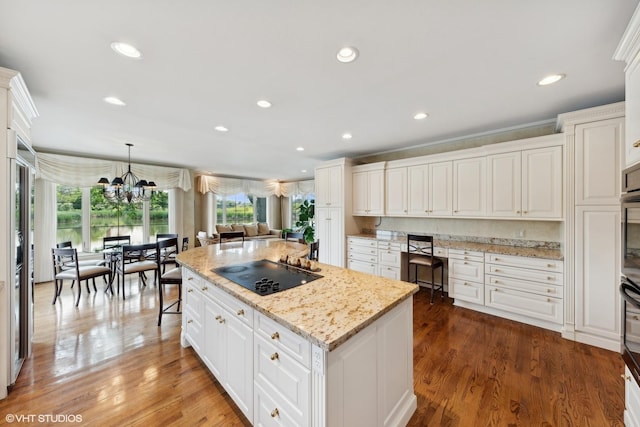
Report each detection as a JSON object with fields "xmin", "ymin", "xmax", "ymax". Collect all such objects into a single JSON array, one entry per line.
[
  {"xmin": 216, "ymin": 224, "xmax": 233, "ymax": 233},
  {"xmin": 244, "ymin": 224, "xmax": 258, "ymax": 237},
  {"xmin": 257, "ymin": 223, "xmax": 270, "ymax": 235},
  {"xmin": 231, "ymin": 224, "xmax": 245, "ymax": 232}
]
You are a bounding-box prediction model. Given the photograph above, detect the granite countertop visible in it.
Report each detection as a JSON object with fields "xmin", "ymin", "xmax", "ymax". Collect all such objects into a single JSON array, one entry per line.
[
  {"xmin": 348, "ymin": 233, "xmax": 564, "ymax": 260},
  {"xmin": 177, "ymin": 240, "xmax": 419, "ymax": 351}
]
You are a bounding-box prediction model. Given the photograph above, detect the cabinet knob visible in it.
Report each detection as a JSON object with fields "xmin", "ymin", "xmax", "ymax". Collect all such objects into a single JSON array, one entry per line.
[
  {"xmin": 463, "ymin": 282, "xmax": 468, "ymax": 286},
  {"xmin": 201, "ymin": 286, "xmax": 207, "ymax": 291},
  {"xmin": 634, "ymin": 315, "xmax": 639, "ymax": 321},
  {"xmin": 237, "ymin": 309, "xmax": 244, "ymax": 316},
  {"xmin": 634, "ymin": 140, "xmax": 640, "ymax": 148},
  {"xmin": 270, "ymin": 352, "xmax": 279, "ymax": 361},
  {"xmin": 215, "ymin": 315, "xmax": 222, "ymax": 321},
  {"xmin": 425, "ymin": 210, "xmax": 429, "ymax": 213},
  {"xmin": 494, "ymin": 280, "xmax": 500, "ymax": 284},
  {"xmin": 187, "ymin": 319, "xmax": 193, "ymax": 324},
  {"xmin": 547, "ymin": 298, "xmax": 551, "ymax": 303},
  {"xmin": 547, "ymin": 263, "xmax": 555, "ymax": 268},
  {"xmin": 271, "ymin": 408, "xmax": 280, "ymax": 418},
  {"xmin": 271, "ymin": 332, "xmax": 280, "ymax": 340},
  {"xmin": 454, "ymin": 210, "xmax": 458, "ymax": 213},
  {"xmin": 547, "ymin": 277, "xmax": 555, "ymax": 281},
  {"xmin": 523, "ymin": 211, "xmax": 528, "ymax": 214},
  {"xmin": 623, "ymin": 374, "xmax": 632, "ymax": 381},
  {"xmin": 187, "ymin": 289, "xmax": 193, "ymax": 293},
  {"xmin": 404, "ymin": 210, "xmax": 407, "ymax": 213},
  {"xmin": 187, "ymin": 277, "xmax": 193, "ymax": 281},
  {"xmin": 516, "ymin": 210, "xmax": 521, "ymax": 214},
  {"xmin": 547, "ymin": 289, "xmax": 552, "ymax": 293}
]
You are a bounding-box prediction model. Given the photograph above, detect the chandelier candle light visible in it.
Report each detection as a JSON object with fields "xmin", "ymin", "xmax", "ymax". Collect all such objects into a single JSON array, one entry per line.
[{"xmin": 97, "ymin": 143, "xmax": 156, "ymax": 203}]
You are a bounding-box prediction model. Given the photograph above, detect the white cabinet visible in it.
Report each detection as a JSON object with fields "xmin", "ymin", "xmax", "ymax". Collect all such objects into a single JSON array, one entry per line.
[
  {"xmin": 626, "ymin": 365, "xmax": 640, "ymax": 427},
  {"xmin": 377, "ymin": 241, "xmax": 402, "ymax": 280},
  {"xmin": 486, "ymin": 146, "xmax": 563, "ymax": 219},
  {"xmin": 521, "ymin": 146, "xmax": 563, "ymax": 218},
  {"xmin": 453, "ymin": 157, "xmax": 485, "ymax": 216},
  {"xmin": 406, "ymin": 164, "xmax": 427, "ymax": 216},
  {"xmin": 317, "ymin": 207, "xmax": 345, "ymax": 267},
  {"xmin": 575, "ymin": 119, "xmax": 623, "ymax": 205},
  {"xmin": 574, "ymin": 206, "xmax": 621, "ymax": 351},
  {"xmin": 183, "ymin": 270, "xmax": 204, "ymax": 354},
  {"xmin": 484, "ymin": 253, "xmax": 563, "ymax": 326},
  {"xmin": 316, "ymin": 165, "xmax": 343, "ymax": 207},
  {"xmin": 353, "ymin": 164, "xmax": 385, "ymax": 216},
  {"xmin": 347, "ymin": 237, "xmax": 378, "ymax": 275},
  {"xmin": 616, "ymin": 13, "xmax": 640, "ymax": 167},
  {"xmin": 448, "ymin": 249, "xmax": 484, "ymax": 305},
  {"xmin": 385, "ymin": 167, "xmax": 408, "ymax": 216},
  {"xmin": 405, "ymin": 161, "xmax": 452, "ymax": 217}
]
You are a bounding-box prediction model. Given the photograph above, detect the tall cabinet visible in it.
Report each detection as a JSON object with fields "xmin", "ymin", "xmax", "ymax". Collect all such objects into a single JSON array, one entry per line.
[
  {"xmin": 315, "ymin": 158, "xmax": 358, "ymax": 267},
  {"xmin": 557, "ymin": 102, "xmax": 624, "ymax": 352}
]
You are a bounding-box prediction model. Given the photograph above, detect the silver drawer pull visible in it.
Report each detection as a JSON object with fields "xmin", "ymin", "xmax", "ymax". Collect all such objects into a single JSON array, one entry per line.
[
  {"xmin": 187, "ymin": 319, "xmax": 193, "ymax": 324},
  {"xmin": 271, "ymin": 332, "xmax": 280, "ymax": 340},
  {"xmin": 547, "ymin": 277, "xmax": 555, "ymax": 281},
  {"xmin": 187, "ymin": 277, "xmax": 193, "ymax": 281},
  {"xmin": 187, "ymin": 289, "xmax": 193, "ymax": 293},
  {"xmin": 201, "ymin": 286, "xmax": 208, "ymax": 291},
  {"xmin": 237, "ymin": 309, "xmax": 244, "ymax": 316},
  {"xmin": 270, "ymin": 352, "xmax": 279, "ymax": 361},
  {"xmin": 547, "ymin": 263, "xmax": 555, "ymax": 268},
  {"xmin": 271, "ymin": 408, "xmax": 279, "ymax": 418}
]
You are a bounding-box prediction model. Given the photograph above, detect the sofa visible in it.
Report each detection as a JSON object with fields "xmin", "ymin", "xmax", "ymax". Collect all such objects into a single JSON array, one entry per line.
[{"xmin": 197, "ymin": 223, "xmax": 282, "ymax": 246}]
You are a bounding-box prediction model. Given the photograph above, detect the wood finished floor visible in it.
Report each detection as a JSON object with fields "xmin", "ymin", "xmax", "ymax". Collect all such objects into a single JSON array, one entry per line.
[{"xmin": 0, "ymin": 280, "xmax": 625, "ymax": 426}]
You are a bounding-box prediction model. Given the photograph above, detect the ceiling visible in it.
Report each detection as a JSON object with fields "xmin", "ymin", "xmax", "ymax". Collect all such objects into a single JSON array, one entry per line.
[{"xmin": 0, "ymin": 1, "xmax": 637, "ymax": 181}]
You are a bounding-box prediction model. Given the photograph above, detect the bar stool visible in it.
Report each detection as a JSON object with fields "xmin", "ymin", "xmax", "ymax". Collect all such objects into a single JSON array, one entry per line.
[{"xmin": 407, "ymin": 234, "xmax": 444, "ymax": 304}]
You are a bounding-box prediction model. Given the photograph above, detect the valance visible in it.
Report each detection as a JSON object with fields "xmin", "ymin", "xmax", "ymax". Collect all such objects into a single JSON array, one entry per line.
[
  {"xmin": 36, "ymin": 153, "xmax": 192, "ymax": 191},
  {"xmin": 197, "ymin": 175, "xmax": 314, "ymax": 198}
]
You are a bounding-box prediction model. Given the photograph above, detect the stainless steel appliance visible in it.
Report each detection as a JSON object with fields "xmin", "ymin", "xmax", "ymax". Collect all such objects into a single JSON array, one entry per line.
[{"xmin": 213, "ymin": 259, "xmax": 322, "ymax": 295}]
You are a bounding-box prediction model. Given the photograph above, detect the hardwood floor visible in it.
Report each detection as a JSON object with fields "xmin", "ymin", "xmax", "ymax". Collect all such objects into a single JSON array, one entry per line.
[{"xmin": 0, "ymin": 281, "xmax": 625, "ymax": 426}]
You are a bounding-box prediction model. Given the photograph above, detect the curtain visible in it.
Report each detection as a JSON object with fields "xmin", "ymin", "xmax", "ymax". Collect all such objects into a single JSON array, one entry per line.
[
  {"xmin": 197, "ymin": 175, "xmax": 314, "ymax": 198},
  {"xmin": 36, "ymin": 152, "xmax": 192, "ymax": 191},
  {"xmin": 34, "ymin": 178, "xmax": 56, "ymax": 283}
]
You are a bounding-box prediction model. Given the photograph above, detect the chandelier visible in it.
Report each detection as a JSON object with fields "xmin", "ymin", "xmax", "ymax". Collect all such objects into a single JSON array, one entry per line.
[{"xmin": 97, "ymin": 143, "xmax": 156, "ymax": 203}]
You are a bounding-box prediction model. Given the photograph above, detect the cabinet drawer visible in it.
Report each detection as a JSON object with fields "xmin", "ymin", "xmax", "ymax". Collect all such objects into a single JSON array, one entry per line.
[
  {"xmin": 209, "ymin": 284, "xmax": 254, "ymax": 328},
  {"xmin": 184, "ymin": 283, "xmax": 202, "ymax": 321},
  {"xmin": 255, "ymin": 313, "xmax": 311, "ymax": 368},
  {"xmin": 448, "ymin": 258, "xmax": 484, "ymax": 283},
  {"xmin": 377, "ymin": 241, "xmax": 402, "ymax": 251},
  {"xmin": 347, "ymin": 244, "xmax": 378, "ymax": 256},
  {"xmin": 348, "ymin": 259, "xmax": 377, "ymax": 275},
  {"xmin": 450, "ymin": 277, "xmax": 484, "ymax": 305},
  {"xmin": 485, "ymin": 274, "xmax": 561, "ymax": 298},
  {"xmin": 627, "ymin": 307, "xmax": 640, "ymax": 352},
  {"xmin": 485, "ymin": 285, "xmax": 562, "ymax": 324},
  {"xmin": 378, "ymin": 265, "xmax": 401, "ymax": 280},
  {"xmin": 448, "ymin": 248, "xmax": 484, "ymax": 262},
  {"xmin": 486, "ymin": 264, "xmax": 563, "ymax": 285},
  {"xmin": 378, "ymin": 249, "xmax": 401, "ymax": 266},
  {"xmin": 254, "ymin": 380, "xmax": 305, "ymax": 427},
  {"xmin": 255, "ymin": 334, "xmax": 310, "ymax": 421},
  {"xmin": 485, "ymin": 253, "xmax": 563, "ymax": 273},
  {"xmin": 348, "ymin": 250, "xmax": 377, "ymax": 263},
  {"xmin": 183, "ymin": 267, "xmax": 203, "ymax": 287},
  {"xmin": 433, "ymin": 247, "xmax": 449, "ymax": 258},
  {"xmin": 347, "ymin": 238, "xmax": 377, "ymax": 249},
  {"xmin": 183, "ymin": 307, "xmax": 202, "ymax": 350}
]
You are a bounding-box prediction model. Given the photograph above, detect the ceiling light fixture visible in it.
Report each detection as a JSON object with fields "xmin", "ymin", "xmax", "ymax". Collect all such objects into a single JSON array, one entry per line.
[
  {"xmin": 110, "ymin": 42, "xmax": 142, "ymax": 59},
  {"xmin": 413, "ymin": 112, "xmax": 429, "ymax": 120},
  {"xmin": 257, "ymin": 99, "xmax": 272, "ymax": 108},
  {"xmin": 342, "ymin": 133, "xmax": 353, "ymax": 140},
  {"xmin": 296, "ymin": 147, "xmax": 304, "ymax": 151},
  {"xmin": 336, "ymin": 46, "xmax": 359, "ymax": 63},
  {"xmin": 104, "ymin": 96, "xmax": 126, "ymax": 106},
  {"xmin": 214, "ymin": 125, "xmax": 229, "ymax": 132},
  {"xmin": 97, "ymin": 143, "xmax": 156, "ymax": 204},
  {"xmin": 537, "ymin": 74, "xmax": 566, "ymax": 86},
  {"xmin": 301, "ymin": 169, "xmax": 307, "ymax": 173}
]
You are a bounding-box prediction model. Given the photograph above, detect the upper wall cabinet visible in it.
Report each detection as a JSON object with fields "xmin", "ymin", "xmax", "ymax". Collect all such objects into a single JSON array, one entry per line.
[
  {"xmin": 453, "ymin": 157, "xmax": 486, "ymax": 217},
  {"xmin": 353, "ymin": 163, "xmax": 385, "ymax": 216},
  {"xmin": 316, "ymin": 165, "xmax": 343, "ymax": 207},
  {"xmin": 487, "ymin": 145, "xmax": 563, "ymax": 219},
  {"xmin": 385, "ymin": 167, "xmax": 408, "ymax": 216},
  {"xmin": 427, "ymin": 161, "xmax": 453, "ymax": 216}
]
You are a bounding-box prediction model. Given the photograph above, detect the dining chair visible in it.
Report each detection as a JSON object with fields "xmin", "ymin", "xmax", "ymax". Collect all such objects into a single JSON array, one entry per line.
[
  {"xmin": 308, "ymin": 240, "xmax": 319, "ymax": 261},
  {"xmin": 406, "ymin": 234, "xmax": 444, "ymax": 304},
  {"xmin": 51, "ymin": 247, "xmax": 112, "ymax": 306},
  {"xmin": 56, "ymin": 241, "xmax": 110, "ymax": 285},
  {"xmin": 156, "ymin": 237, "xmax": 182, "ymax": 326},
  {"xmin": 182, "ymin": 237, "xmax": 189, "ymax": 251},
  {"xmin": 116, "ymin": 242, "xmax": 158, "ymax": 299}
]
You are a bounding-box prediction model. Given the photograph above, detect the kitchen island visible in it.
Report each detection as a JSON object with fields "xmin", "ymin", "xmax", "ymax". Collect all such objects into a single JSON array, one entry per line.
[{"xmin": 176, "ymin": 239, "xmax": 419, "ymax": 427}]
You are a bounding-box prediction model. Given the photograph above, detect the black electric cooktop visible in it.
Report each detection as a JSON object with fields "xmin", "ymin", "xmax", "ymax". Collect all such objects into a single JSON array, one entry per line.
[{"xmin": 213, "ymin": 259, "xmax": 323, "ymax": 296}]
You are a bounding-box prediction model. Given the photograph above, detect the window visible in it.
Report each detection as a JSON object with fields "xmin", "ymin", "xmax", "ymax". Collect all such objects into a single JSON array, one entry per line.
[
  {"xmin": 291, "ymin": 193, "xmax": 315, "ymax": 226},
  {"xmin": 56, "ymin": 185, "xmax": 82, "ymax": 248},
  {"xmin": 216, "ymin": 193, "xmax": 267, "ymax": 224},
  {"xmin": 149, "ymin": 191, "xmax": 169, "ymax": 236}
]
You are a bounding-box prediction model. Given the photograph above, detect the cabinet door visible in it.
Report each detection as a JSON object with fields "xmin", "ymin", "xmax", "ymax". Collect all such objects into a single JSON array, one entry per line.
[
  {"xmin": 429, "ymin": 161, "xmax": 452, "ymax": 216},
  {"xmin": 522, "ymin": 146, "xmax": 562, "ymax": 218},
  {"xmin": 348, "ymin": 259, "xmax": 377, "ymax": 275},
  {"xmin": 316, "ymin": 165, "xmax": 342, "ymax": 207},
  {"xmin": 367, "ymin": 169, "xmax": 385, "ymax": 216},
  {"xmin": 487, "ymin": 151, "xmax": 521, "ymax": 217},
  {"xmin": 453, "ymin": 157, "xmax": 485, "ymax": 216},
  {"xmin": 407, "ymin": 165, "xmax": 428, "ymax": 216},
  {"xmin": 575, "ymin": 206, "xmax": 621, "ymax": 343},
  {"xmin": 575, "ymin": 119, "xmax": 622, "ymax": 205},
  {"xmin": 386, "ymin": 167, "xmax": 408, "ymax": 216},
  {"xmin": 352, "ymin": 171, "xmax": 368, "ymax": 215},
  {"xmin": 626, "ymin": 62, "xmax": 640, "ymax": 168},
  {"xmin": 224, "ymin": 313, "xmax": 254, "ymax": 421},
  {"xmin": 203, "ymin": 298, "xmax": 226, "ymax": 382},
  {"xmin": 317, "ymin": 207, "xmax": 344, "ymax": 267}
]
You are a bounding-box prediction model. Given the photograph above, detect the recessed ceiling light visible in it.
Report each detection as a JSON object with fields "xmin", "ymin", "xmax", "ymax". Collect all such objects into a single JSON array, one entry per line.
[
  {"xmin": 110, "ymin": 42, "xmax": 142, "ymax": 59},
  {"xmin": 336, "ymin": 46, "xmax": 359, "ymax": 63},
  {"xmin": 537, "ymin": 74, "xmax": 566, "ymax": 86},
  {"xmin": 214, "ymin": 125, "xmax": 229, "ymax": 132},
  {"xmin": 257, "ymin": 99, "xmax": 272, "ymax": 108},
  {"xmin": 103, "ymin": 96, "xmax": 126, "ymax": 106},
  {"xmin": 342, "ymin": 133, "xmax": 353, "ymax": 140},
  {"xmin": 414, "ymin": 112, "xmax": 429, "ymax": 120},
  {"xmin": 296, "ymin": 147, "xmax": 304, "ymax": 151},
  {"xmin": 301, "ymin": 169, "xmax": 307, "ymax": 173}
]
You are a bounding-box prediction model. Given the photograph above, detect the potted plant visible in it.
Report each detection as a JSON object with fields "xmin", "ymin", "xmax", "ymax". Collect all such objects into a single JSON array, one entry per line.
[{"xmin": 295, "ymin": 199, "xmax": 315, "ymax": 243}]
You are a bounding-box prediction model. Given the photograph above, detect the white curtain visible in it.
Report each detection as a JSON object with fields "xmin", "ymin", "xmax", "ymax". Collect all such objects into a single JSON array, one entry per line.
[
  {"xmin": 197, "ymin": 175, "xmax": 314, "ymax": 198},
  {"xmin": 34, "ymin": 178, "xmax": 56, "ymax": 283},
  {"xmin": 36, "ymin": 152, "xmax": 192, "ymax": 191}
]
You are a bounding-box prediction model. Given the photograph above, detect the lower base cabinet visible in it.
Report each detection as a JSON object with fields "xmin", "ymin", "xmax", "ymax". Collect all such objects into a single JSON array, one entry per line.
[
  {"xmin": 181, "ymin": 267, "xmax": 417, "ymax": 426},
  {"xmin": 626, "ymin": 365, "xmax": 640, "ymax": 427}
]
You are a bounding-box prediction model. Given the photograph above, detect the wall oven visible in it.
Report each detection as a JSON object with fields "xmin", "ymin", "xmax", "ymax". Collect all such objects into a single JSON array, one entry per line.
[{"xmin": 621, "ymin": 163, "xmax": 640, "ymax": 383}]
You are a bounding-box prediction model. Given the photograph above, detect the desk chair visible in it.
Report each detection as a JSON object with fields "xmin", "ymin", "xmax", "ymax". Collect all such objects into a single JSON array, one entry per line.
[
  {"xmin": 51, "ymin": 248, "xmax": 111, "ymax": 306},
  {"xmin": 116, "ymin": 243, "xmax": 158, "ymax": 299},
  {"xmin": 407, "ymin": 234, "xmax": 444, "ymax": 304},
  {"xmin": 156, "ymin": 237, "xmax": 182, "ymax": 326}
]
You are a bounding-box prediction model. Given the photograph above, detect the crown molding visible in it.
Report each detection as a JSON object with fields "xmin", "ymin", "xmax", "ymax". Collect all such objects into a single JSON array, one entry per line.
[
  {"xmin": 555, "ymin": 102, "xmax": 625, "ymax": 132},
  {"xmin": 0, "ymin": 66, "xmax": 39, "ymax": 123}
]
